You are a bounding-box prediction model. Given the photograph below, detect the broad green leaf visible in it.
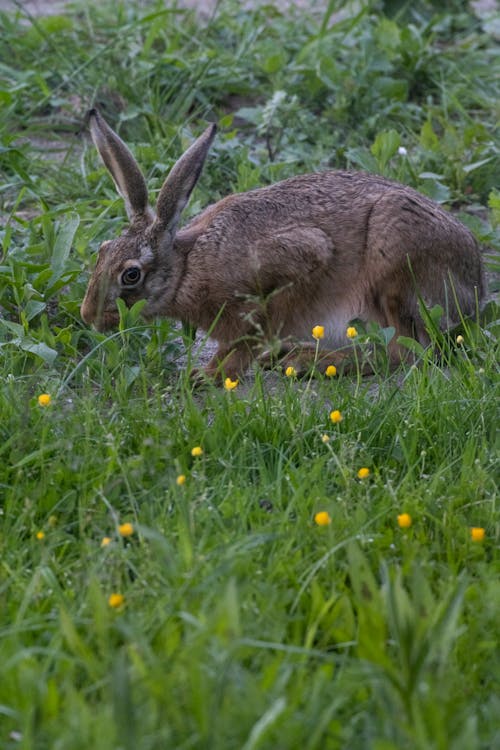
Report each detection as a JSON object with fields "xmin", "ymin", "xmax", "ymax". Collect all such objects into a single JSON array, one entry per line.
[
  {"xmin": 420, "ymin": 119, "xmax": 439, "ymax": 151},
  {"xmin": 51, "ymin": 212, "xmax": 80, "ymax": 283},
  {"xmin": 19, "ymin": 338, "xmax": 58, "ymax": 364},
  {"xmin": 462, "ymin": 157, "xmax": 493, "ymax": 174},
  {"xmin": 370, "ymin": 130, "xmax": 401, "ymax": 169}
]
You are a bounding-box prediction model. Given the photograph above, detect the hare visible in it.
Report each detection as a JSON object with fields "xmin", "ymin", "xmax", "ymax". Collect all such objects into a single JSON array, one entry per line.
[{"xmin": 81, "ymin": 109, "xmax": 484, "ymax": 380}]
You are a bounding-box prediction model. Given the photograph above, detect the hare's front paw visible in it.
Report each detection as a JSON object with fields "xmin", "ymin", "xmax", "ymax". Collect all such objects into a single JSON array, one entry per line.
[
  {"xmin": 189, "ymin": 366, "xmax": 212, "ymax": 388},
  {"xmin": 188, "ymin": 360, "xmax": 234, "ymax": 388}
]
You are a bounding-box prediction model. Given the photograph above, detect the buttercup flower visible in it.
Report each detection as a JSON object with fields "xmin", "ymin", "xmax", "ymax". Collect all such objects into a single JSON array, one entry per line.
[
  {"xmin": 101, "ymin": 536, "xmax": 111, "ymax": 547},
  {"xmin": 191, "ymin": 446, "xmax": 203, "ymax": 457},
  {"xmin": 285, "ymin": 366, "xmax": 297, "ymax": 377},
  {"xmin": 118, "ymin": 522, "xmax": 134, "ymax": 538},
  {"xmin": 357, "ymin": 467, "xmax": 370, "ymax": 479},
  {"xmin": 38, "ymin": 393, "xmax": 51, "ymax": 407},
  {"xmin": 176, "ymin": 474, "xmax": 186, "ymax": 486},
  {"xmin": 346, "ymin": 326, "xmax": 358, "ymax": 339},
  {"xmin": 108, "ymin": 593, "xmax": 125, "ymax": 609},
  {"xmin": 397, "ymin": 513, "xmax": 412, "ymax": 528},
  {"xmin": 36, "ymin": 530, "xmax": 45, "ymax": 540},
  {"xmin": 325, "ymin": 365, "xmax": 337, "ymax": 377},
  {"xmin": 470, "ymin": 527, "xmax": 485, "ymax": 542},
  {"xmin": 224, "ymin": 377, "xmax": 238, "ymax": 391},
  {"xmin": 456, "ymin": 335, "xmax": 464, "ymax": 345},
  {"xmin": 321, "ymin": 434, "xmax": 330, "ymax": 443},
  {"xmin": 312, "ymin": 325, "xmax": 325, "ymax": 340},
  {"xmin": 314, "ymin": 511, "xmax": 332, "ymax": 526},
  {"xmin": 330, "ymin": 409, "xmax": 343, "ymax": 424}
]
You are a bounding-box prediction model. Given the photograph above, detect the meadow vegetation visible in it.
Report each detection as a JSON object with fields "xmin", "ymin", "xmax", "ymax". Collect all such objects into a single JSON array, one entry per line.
[{"xmin": 0, "ymin": 0, "xmax": 499, "ymax": 747}]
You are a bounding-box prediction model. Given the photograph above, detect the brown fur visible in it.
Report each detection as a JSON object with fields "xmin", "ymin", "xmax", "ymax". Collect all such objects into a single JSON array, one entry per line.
[{"xmin": 81, "ymin": 110, "xmax": 485, "ymax": 381}]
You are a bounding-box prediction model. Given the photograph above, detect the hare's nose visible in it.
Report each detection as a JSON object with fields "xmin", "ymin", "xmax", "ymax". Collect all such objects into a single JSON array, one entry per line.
[{"xmin": 80, "ymin": 303, "xmax": 91, "ymax": 325}]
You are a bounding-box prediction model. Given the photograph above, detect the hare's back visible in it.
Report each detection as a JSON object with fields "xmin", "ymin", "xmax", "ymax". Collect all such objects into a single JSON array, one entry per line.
[{"xmin": 193, "ymin": 170, "xmax": 476, "ymax": 259}]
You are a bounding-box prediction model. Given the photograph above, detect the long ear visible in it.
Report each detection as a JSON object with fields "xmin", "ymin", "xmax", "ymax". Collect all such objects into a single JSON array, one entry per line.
[
  {"xmin": 154, "ymin": 123, "xmax": 217, "ymax": 234},
  {"xmin": 88, "ymin": 108, "xmax": 151, "ymax": 222}
]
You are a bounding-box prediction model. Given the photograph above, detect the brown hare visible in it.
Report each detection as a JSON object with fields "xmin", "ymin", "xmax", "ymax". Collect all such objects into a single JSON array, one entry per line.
[{"xmin": 81, "ymin": 109, "xmax": 484, "ymax": 380}]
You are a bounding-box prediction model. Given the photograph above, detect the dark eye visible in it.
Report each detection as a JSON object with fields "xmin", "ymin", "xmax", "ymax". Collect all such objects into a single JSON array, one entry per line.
[{"xmin": 120, "ymin": 266, "xmax": 142, "ymax": 287}]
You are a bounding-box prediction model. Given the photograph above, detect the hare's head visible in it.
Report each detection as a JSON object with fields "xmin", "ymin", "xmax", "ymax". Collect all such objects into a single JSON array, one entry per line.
[{"xmin": 81, "ymin": 109, "xmax": 216, "ymax": 331}]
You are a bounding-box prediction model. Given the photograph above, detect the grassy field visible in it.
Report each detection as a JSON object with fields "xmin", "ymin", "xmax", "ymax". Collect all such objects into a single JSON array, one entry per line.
[{"xmin": 1, "ymin": 0, "xmax": 499, "ymax": 748}]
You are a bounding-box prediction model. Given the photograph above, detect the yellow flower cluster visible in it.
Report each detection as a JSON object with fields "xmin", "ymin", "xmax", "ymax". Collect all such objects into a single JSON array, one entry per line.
[
  {"xmin": 330, "ymin": 409, "xmax": 343, "ymax": 424},
  {"xmin": 281, "ymin": 325, "xmax": 361, "ymax": 381},
  {"xmin": 395, "ymin": 515, "xmax": 487, "ymax": 542},
  {"xmin": 37, "ymin": 393, "xmax": 51, "ymax": 407}
]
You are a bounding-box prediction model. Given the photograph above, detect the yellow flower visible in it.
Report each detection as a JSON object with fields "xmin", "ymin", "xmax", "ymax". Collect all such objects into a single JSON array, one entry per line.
[
  {"xmin": 36, "ymin": 530, "xmax": 45, "ymax": 540},
  {"xmin": 101, "ymin": 536, "xmax": 112, "ymax": 547},
  {"xmin": 357, "ymin": 467, "xmax": 370, "ymax": 479},
  {"xmin": 321, "ymin": 434, "xmax": 330, "ymax": 443},
  {"xmin": 346, "ymin": 326, "xmax": 358, "ymax": 339},
  {"xmin": 325, "ymin": 365, "xmax": 337, "ymax": 377},
  {"xmin": 312, "ymin": 325, "xmax": 325, "ymax": 340},
  {"xmin": 456, "ymin": 335, "xmax": 464, "ymax": 345},
  {"xmin": 118, "ymin": 522, "xmax": 134, "ymax": 538},
  {"xmin": 470, "ymin": 527, "xmax": 485, "ymax": 542},
  {"xmin": 397, "ymin": 513, "xmax": 412, "ymax": 528},
  {"xmin": 191, "ymin": 446, "xmax": 203, "ymax": 457},
  {"xmin": 314, "ymin": 511, "xmax": 332, "ymax": 526},
  {"xmin": 224, "ymin": 377, "xmax": 239, "ymax": 391},
  {"xmin": 176, "ymin": 474, "xmax": 186, "ymax": 486},
  {"xmin": 285, "ymin": 366, "xmax": 297, "ymax": 377},
  {"xmin": 108, "ymin": 593, "xmax": 125, "ymax": 609},
  {"xmin": 330, "ymin": 409, "xmax": 343, "ymax": 424},
  {"xmin": 38, "ymin": 393, "xmax": 51, "ymax": 407}
]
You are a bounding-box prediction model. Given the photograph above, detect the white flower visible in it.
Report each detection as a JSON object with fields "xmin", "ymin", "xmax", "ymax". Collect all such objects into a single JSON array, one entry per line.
[{"xmin": 398, "ymin": 146, "xmax": 407, "ymax": 156}]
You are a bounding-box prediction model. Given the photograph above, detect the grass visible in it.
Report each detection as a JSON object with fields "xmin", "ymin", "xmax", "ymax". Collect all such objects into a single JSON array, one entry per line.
[{"xmin": 0, "ymin": 0, "xmax": 499, "ymax": 748}]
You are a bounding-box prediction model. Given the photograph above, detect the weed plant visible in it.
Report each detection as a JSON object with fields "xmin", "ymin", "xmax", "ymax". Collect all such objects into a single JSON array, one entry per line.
[{"xmin": 0, "ymin": 1, "xmax": 499, "ymax": 748}]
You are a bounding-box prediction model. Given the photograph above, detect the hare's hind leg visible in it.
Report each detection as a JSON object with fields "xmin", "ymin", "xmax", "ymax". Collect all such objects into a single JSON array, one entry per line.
[
  {"xmin": 192, "ymin": 340, "xmax": 257, "ymax": 383},
  {"xmin": 375, "ymin": 286, "xmax": 423, "ymax": 367},
  {"xmin": 259, "ymin": 342, "xmax": 373, "ymax": 376}
]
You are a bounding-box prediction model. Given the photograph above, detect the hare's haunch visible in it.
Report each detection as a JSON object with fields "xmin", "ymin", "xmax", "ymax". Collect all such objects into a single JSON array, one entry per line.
[{"xmin": 81, "ymin": 109, "xmax": 484, "ymax": 380}]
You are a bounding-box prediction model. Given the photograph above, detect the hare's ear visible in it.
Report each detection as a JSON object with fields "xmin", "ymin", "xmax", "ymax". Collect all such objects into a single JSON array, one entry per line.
[
  {"xmin": 88, "ymin": 108, "xmax": 151, "ymax": 222},
  {"xmin": 154, "ymin": 124, "xmax": 216, "ymax": 234}
]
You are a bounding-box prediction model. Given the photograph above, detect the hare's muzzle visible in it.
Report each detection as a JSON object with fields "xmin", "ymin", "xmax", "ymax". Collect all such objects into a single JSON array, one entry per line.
[
  {"xmin": 81, "ymin": 295, "xmax": 115, "ymax": 331},
  {"xmin": 81, "ymin": 273, "xmax": 118, "ymax": 330},
  {"xmin": 80, "ymin": 300, "xmax": 93, "ymax": 326},
  {"xmin": 81, "ymin": 302, "xmax": 119, "ymax": 331}
]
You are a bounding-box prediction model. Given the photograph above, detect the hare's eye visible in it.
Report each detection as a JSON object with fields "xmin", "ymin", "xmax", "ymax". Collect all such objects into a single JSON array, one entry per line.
[{"xmin": 121, "ymin": 266, "xmax": 142, "ymax": 287}]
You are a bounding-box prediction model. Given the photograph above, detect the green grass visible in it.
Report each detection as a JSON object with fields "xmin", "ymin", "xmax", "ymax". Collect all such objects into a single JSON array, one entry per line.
[{"xmin": 0, "ymin": 1, "xmax": 499, "ymax": 748}]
